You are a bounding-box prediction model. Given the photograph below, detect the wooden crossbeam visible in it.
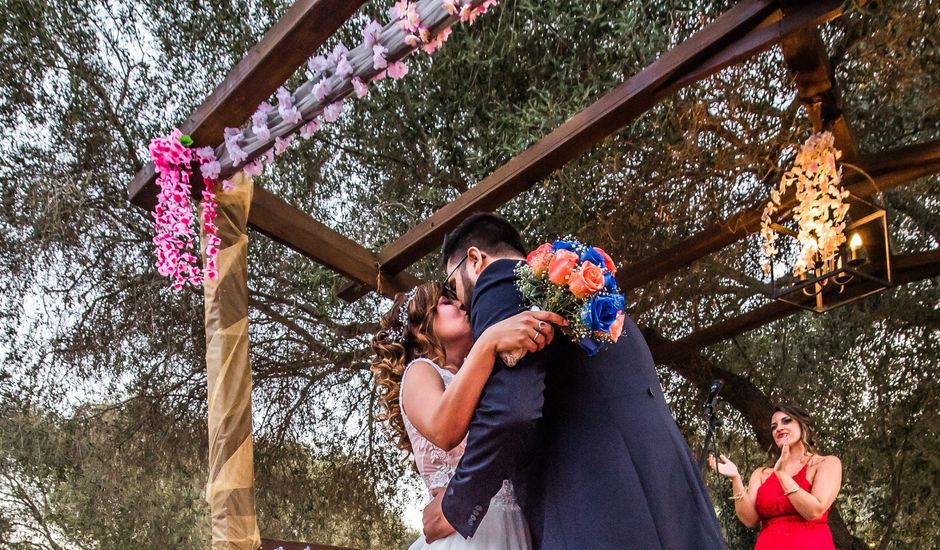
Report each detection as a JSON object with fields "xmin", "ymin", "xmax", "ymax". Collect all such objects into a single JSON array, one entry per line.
[
  {"xmin": 620, "ymin": 9, "xmax": 868, "ymax": 293},
  {"xmin": 778, "ymin": 8, "xmax": 859, "ymax": 159},
  {"xmin": 372, "ymin": 0, "xmax": 791, "ymax": 279},
  {"xmin": 337, "ymin": 0, "xmax": 844, "ymax": 301},
  {"xmin": 616, "ymin": 139, "xmax": 940, "ymax": 292},
  {"xmin": 124, "ymin": 1, "xmax": 425, "ymax": 297},
  {"xmin": 663, "ymin": 0, "xmax": 843, "ymax": 96},
  {"xmin": 128, "ymin": 0, "xmax": 366, "ymax": 209},
  {"xmin": 250, "ymin": 187, "xmax": 421, "ymax": 298},
  {"xmin": 656, "ymin": 250, "xmax": 940, "ymax": 355}
]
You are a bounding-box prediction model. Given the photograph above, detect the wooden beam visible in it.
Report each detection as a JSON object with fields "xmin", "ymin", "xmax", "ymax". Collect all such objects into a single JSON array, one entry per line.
[
  {"xmin": 664, "ymin": 1, "xmax": 843, "ymax": 95},
  {"xmin": 659, "ymin": 250, "xmax": 940, "ymax": 354},
  {"xmin": 778, "ymin": 2, "xmax": 859, "ymax": 159},
  {"xmin": 249, "ymin": 187, "xmax": 421, "ymax": 298},
  {"xmin": 209, "ymin": 0, "xmax": 494, "ymax": 180},
  {"xmin": 374, "ymin": 0, "xmax": 784, "ymax": 277},
  {"xmin": 617, "ymin": 1, "xmax": 869, "ymax": 293},
  {"xmin": 334, "ymin": 3, "xmax": 848, "ymax": 302},
  {"xmin": 617, "ymin": 139, "xmax": 940, "ymax": 292},
  {"xmin": 128, "ymin": 0, "xmax": 366, "ymax": 209},
  {"xmin": 330, "ymin": 0, "xmax": 842, "ymax": 302},
  {"xmin": 335, "ymin": 0, "xmax": 842, "ymax": 301}
]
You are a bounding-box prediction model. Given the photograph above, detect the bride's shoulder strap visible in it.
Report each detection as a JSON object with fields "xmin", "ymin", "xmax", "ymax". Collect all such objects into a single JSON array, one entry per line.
[
  {"xmin": 400, "ymin": 358, "xmax": 448, "ymax": 419},
  {"xmin": 402, "ymin": 357, "xmax": 444, "ymax": 383},
  {"xmin": 406, "ymin": 357, "xmax": 439, "ymax": 369}
]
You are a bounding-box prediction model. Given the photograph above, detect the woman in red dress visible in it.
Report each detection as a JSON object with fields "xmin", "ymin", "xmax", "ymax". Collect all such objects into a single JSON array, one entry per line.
[{"xmin": 709, "ymin": 404, "xmax": 842, "ymax": 549}]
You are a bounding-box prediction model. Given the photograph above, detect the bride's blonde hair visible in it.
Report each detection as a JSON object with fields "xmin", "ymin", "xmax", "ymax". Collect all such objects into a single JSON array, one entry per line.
[{"xmin": 370, "ymin": 282, "xmax": 448, "ymax": 453}]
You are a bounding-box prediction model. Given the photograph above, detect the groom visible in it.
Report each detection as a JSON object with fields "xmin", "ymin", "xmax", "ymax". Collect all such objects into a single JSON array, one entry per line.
[{"xmin": 422, "ymin": 212, "xmax": 725, "ymax": 549}]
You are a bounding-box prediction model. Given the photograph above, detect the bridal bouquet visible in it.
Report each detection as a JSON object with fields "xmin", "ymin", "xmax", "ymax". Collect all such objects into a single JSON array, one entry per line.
[{"xmin": 514, "ymin": 239, "xmax": 626, "ymax": 357}]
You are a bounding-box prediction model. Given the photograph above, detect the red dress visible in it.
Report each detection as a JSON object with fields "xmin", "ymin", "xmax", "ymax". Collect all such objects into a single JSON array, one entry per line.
[{"xmin": 754, "ymin": 464, "xmax": 835, "ymax": 549}]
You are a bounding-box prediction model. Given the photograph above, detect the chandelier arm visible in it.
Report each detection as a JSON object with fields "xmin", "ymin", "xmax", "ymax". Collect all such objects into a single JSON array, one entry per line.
[{"xmin": 841, "ymin": 162, "xmax": 882, "ymax": 196}]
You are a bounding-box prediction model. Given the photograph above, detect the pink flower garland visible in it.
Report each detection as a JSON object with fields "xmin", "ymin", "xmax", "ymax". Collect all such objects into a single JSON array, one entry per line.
[
  {"xmin": 150, "ymin": 129, "xmax": 222, "ymax": 289},
  {"xmin": 149, "ymin": 1, "xmax": 504, "ymax": 289},
  {"xmin": 200, "ymin": 185, "xmax": 220, "ymax": 281},
  {"xmin": 194, "ymin": 147, "xmax": 222, "ymax": 280}
]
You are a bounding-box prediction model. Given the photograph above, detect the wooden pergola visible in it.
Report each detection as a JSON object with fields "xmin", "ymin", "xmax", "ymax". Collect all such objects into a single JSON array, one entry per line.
[{"xmin": 127, "ymin": 1, "xmax": 940, "ymax": 548}]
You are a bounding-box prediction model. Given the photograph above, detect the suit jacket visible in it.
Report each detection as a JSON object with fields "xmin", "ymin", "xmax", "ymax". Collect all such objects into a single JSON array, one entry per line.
[{"xmin": 441, "ymin": 259, "xmax": 725, "ymax": 549}]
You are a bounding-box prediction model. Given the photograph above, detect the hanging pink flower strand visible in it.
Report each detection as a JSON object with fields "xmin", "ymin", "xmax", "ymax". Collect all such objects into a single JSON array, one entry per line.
[
  {"xmin": 149, "ymin": 130, "xmax": 209, "ymax": 288},
  {"xmin": 150, "ymin": 130, "xmax": 225, "ymax": 289},
  {"xmin": 200, "ymin": 185, "xmax": 220, "ymax": 281},
  {"xmin": 147, "ymin": 0, "xmax": 511, "ymax": 291}
]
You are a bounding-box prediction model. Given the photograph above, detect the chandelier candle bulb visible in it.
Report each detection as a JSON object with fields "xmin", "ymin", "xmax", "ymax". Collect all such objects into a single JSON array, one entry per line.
[{"xmin": 849, "ymin": 233, "xmax": 862, "ymax": 261}]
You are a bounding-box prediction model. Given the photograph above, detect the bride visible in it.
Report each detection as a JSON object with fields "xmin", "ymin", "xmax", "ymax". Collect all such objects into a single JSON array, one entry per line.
[{"xmin": 371, "ymin": 282, "xmax": 564, "ymax": 549}]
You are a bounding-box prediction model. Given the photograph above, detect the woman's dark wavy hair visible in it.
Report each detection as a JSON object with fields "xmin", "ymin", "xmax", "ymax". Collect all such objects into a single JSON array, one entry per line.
[{"xmin": 370, "ymin": 282, "xmax": 448, "ymax": 454}]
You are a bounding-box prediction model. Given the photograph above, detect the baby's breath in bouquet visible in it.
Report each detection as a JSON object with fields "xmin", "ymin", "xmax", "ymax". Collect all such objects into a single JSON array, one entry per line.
[{"xmin": 512, "ymin": 239, "xmax": 626, "ymax": 359}]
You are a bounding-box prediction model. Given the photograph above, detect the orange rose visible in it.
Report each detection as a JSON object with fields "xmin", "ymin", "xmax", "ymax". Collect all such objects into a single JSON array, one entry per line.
[
  {"xmin": 568, "ymin": 261, "xmax": 605, "ymax": 298},
  {"xmin": 608, "ymin": 311, "xmax": 625, "ymax": 342},
  {"xmin": 526, "ymin": 242, "xmax": 554, "ymax": 277},
  {"xmin": 594, "ymin": 247, "xmax": 617, "ymax": 274},
  {"xmin": 547, "ymin": 249, "xmax": 579, "ymax": 285}
]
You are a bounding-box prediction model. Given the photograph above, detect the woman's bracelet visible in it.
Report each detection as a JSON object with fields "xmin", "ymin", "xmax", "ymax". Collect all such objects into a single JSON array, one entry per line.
[
  {"xmin": 783, "ymin": 487, "xmax": 800, "ymax": 496},
  {"xmin": 729, "ymin": 493, "xmax": 746, "ymax": 501}
]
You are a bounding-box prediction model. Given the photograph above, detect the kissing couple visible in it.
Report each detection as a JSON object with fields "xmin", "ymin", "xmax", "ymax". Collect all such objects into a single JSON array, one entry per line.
[{"xmin": 371, "ymin": 213, "xmax": 725, "ymax": 549}]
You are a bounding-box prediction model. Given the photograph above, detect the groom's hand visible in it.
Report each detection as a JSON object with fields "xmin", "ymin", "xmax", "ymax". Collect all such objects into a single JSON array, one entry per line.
[{"xmin": 423, "ymin": 490, "xmax": 456, "ymax": 543}]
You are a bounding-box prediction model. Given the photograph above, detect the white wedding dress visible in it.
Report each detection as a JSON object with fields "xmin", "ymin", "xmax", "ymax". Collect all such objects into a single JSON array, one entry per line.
[{"xmin": 402, "ymin": 359, "xmax": 532, "ymax": 550}]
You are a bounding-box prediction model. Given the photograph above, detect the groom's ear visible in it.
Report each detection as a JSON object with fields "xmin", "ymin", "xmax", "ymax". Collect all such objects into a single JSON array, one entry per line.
[{"xmin": 467, "ymin": 246, "xmax": 486, "ymax": 276}]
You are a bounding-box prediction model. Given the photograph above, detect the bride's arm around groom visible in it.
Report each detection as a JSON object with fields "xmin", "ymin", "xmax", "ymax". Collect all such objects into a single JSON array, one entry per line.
[
  {"xmin": 434, "ymin": 262, "xmax": 547, "ymax": 541},
  {"xmin": 423, "ymin": 220, "xmax": 551, "ymax": 542}
]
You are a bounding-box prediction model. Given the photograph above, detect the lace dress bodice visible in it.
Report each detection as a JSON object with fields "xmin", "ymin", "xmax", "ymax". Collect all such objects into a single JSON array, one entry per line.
[{"xmin": 401, "ymin": 359, "xmax": 518, "ymax": 509}]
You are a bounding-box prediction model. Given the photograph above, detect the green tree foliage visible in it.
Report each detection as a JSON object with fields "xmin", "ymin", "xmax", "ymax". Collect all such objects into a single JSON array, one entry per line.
[{"xmin": 0, "ymin": 0, "xmax": 937, "ymax": 548}]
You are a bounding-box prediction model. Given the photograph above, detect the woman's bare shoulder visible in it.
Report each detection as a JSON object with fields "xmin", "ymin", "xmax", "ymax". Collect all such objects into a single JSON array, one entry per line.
[
  {"xmin": 811, "ymin": 454, "xmax": 842, "ymax": 470},
  {"xmin": 752, "ymin": 466, "xmax": 772, "ymax": 484}
]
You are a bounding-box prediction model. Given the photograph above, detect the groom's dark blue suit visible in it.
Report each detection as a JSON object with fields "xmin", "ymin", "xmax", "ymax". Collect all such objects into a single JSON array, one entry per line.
[{"xmin": 441, "ymin": 259, "xmax": 725, "ymax": 549}]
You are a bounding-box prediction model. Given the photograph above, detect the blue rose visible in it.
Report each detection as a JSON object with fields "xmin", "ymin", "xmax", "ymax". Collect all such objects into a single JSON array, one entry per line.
[
  {"xmin": 552, "ymin": 240, "xmax": 581, "ymax": 254},
  {"xmin": 578, "ymin": 336, "xmax": 606, "ymax": 356},
  {"xmin": 604, "ymin": 272, "xmax": 618, "ymax": 293},
  {"xmin": 579, "ymin": 246, "xmax": 605, "ymax": 266},
  {"xmin": 581, "ymin": 295, "xmax": 624, "ymax": 334}
]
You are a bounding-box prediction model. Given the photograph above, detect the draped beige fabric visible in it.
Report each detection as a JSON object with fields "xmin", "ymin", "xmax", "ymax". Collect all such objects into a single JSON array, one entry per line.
[{"xmin": 202, "ymin": 172, "xmax": 261, "ymax": 550}]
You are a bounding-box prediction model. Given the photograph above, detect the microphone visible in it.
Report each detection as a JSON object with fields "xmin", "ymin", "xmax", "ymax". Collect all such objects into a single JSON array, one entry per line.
[
  {"xmin": 704, "ymin": 379, "xmax": 724, "ymax": 416},
  {"xmin": 698, "ymin": 379, "xmax": 725, "ymax": 470}
]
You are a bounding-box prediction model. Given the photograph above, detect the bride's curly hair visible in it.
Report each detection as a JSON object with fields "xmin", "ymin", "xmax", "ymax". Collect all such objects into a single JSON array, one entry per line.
[{"xmin": 370, "ymin": 282, "xmax": 448, "ymax": 454}]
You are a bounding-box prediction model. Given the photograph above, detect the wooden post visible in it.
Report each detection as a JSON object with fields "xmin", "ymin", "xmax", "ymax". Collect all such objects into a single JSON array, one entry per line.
[{"xmin": 203, "ymin": 172, "xmax": 261, "ymax": 550}]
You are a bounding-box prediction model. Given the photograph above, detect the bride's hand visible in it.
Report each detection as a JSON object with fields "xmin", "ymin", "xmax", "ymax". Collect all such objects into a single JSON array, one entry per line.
[
  {"xmin": 482, "ymin": 310, "xmax": 567, "ymax": 358},
  {"xmin": 708, "ymin": 454, "xmax": 741, "ymax": 479}
]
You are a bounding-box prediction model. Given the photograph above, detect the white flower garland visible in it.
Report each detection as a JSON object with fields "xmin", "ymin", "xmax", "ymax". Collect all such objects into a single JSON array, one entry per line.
[{"xmin": 761, "ymin": 131, "xmax": 850, "ymax": 277}]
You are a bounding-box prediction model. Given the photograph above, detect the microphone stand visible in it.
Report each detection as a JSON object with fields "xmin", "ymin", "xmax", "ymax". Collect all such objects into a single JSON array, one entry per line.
[{"xmin": 698, "ymin": 381, "xmax": 724, "ymax": 471}]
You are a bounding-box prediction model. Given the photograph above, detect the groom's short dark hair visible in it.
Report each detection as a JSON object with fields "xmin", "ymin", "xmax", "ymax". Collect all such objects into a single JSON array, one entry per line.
[{"xmin": 441, "ymin": 212, "xmax": 527, "ymax": 267}]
